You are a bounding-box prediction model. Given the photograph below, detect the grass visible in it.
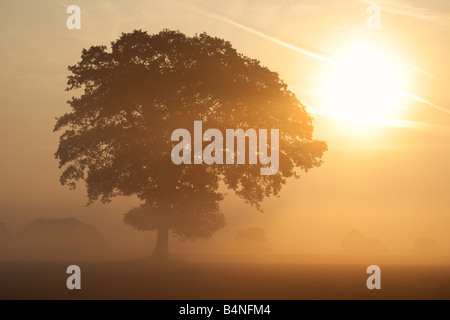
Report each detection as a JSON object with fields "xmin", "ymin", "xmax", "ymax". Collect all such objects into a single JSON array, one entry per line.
[{"xmin": 1, "ymin": 258, "xmax": 449, "ymax": 300}]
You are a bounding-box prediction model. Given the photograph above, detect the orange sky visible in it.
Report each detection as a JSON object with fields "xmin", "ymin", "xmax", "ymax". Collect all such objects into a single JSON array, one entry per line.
[{"xmin": 0, "ymin": 0, "xmax": 449, "ymax": 256}]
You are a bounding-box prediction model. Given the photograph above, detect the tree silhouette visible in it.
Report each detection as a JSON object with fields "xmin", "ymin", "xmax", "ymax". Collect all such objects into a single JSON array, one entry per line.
[
  {"xmin": 0, "ymin": 223, "xmax": 14, "ymax": 255},
  {"xmin": 412, "ymin": 237, "xmax": 440, "ymax": 256},
  {"xmin": 17, "ymin": 218, "xmax": 110, "ymax": 260},
  {"xmin": 236, "ymin": 227, "xmax": 272, "ymax": 254},
  {"xmin": 54, "ymin": 29, "xmax": 327, "ymax": 258},
  {"xmin": 341, "ymin": 229, "xmax": 388, "ymax": 255}
]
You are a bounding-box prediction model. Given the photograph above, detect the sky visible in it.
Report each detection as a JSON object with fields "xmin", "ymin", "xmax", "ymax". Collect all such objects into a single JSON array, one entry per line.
[{"xmin": 0, "ymin": 0, "xmax": 449, "ymax": 257}]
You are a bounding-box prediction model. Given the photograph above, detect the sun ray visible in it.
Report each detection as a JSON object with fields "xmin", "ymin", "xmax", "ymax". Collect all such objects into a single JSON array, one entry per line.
[
  {"xmin": 189, "ymin": 5, "xmax": 449, "ymax": 128},
  {"xmin": 187, "ymin": 6, "xmax": 338, "ymax": 66},
  {"xmin": 399, "ymin": 90, "xmax": 450, "ymax": 114}
]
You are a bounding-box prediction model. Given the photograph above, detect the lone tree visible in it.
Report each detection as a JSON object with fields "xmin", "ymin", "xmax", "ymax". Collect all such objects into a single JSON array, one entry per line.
[
  {"xmin": 236, "ymin": 227, "xmax": 272, "ymax": 254},
  {"xmin": 54, "ymin": 29, "xmax": 327, "ymax": 258}
]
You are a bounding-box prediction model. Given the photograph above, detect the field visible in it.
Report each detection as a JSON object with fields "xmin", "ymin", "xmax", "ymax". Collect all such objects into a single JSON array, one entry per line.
[{"xmin": 1, "ymin": 259, "xmax": 449, "ymax": 300}]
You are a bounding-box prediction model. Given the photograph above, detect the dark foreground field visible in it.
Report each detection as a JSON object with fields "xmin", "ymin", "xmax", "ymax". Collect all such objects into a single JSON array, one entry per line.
[{"xmin": 1, "ymin": 260, "xmax": 449, "ymax": 300}]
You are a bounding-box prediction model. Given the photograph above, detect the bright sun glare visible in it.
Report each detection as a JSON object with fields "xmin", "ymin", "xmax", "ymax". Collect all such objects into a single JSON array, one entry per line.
[{"xmin": 320, "ymin": 43, "xmax": 408, "ymax": 127}]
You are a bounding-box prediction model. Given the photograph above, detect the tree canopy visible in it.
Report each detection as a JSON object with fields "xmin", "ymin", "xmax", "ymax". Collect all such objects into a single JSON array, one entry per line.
[{"xmin": 54, "ymin": 29, "xmax": 327, "ymax": 256}]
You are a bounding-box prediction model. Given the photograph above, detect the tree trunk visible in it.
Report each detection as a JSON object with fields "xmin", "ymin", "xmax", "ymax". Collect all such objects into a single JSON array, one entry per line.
[
  {"xmin": 152, "ymin": 168, "xmax": 178, "ymax": 260},
  {"xmin": 152, "ymin": 224, "xmax": 169, "ymax": 259}
]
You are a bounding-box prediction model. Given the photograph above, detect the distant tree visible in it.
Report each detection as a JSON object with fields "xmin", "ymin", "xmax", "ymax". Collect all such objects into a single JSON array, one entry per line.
[
  {"xmin": 412, "ymin": 237, "xmax": 440, "ymax": 256},
  {"xmin": 341, "ymin": 229, "xmax": 387, "ymax": 255},
  {"xmin": 17, "ymin": 218, "xmax": 110, "ymax": 260},
  {"xmin": 54, "ymin": 29, "xmax": 327, "ymax": 258},
  {"xmin": 0, "ymin": 223, "xmax": 14, "ymax": 255},
  {"xmin": 236, "ymin": 227, "xmax": 272, "ymax": 254}
]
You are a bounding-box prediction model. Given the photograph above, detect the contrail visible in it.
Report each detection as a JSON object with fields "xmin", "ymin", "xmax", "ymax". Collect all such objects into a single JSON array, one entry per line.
[
  {"xmin": 188, "ymin": 6, "xmax": 450, "ymax": 117},
  {"xmin": 359, "ymin": 0, "xmax": 449, "ymax": 25},
  {"xmin": 400, "ymin": 90, "xmax": 450, "ymax": 115},
  {"xmin": 189, "ymin": 7, "xmax": 338, "ymax": 67},
  {"xmin": 193, "ymin": 3, "xmax": 439, "ymax": 81},
  {"xmin": 401, "ymin": 61, "xmax": 439, "ymax": 80},
  {"xmin": 360, "ymin": 0, "xmax": 441, "ymax": 80},
  {"xmin": 53, "ymin": 0, "xmax": 69, "ymax": 8},
  {"xmin": 306, "ymin": 105, "xmax": 445, "ymax": 130}
]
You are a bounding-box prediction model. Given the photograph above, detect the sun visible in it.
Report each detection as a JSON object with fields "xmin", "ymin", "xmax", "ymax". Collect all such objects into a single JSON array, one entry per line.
[{"xmin": 320, "ymin": 42, "xmax": 408, "ymax": 127}]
